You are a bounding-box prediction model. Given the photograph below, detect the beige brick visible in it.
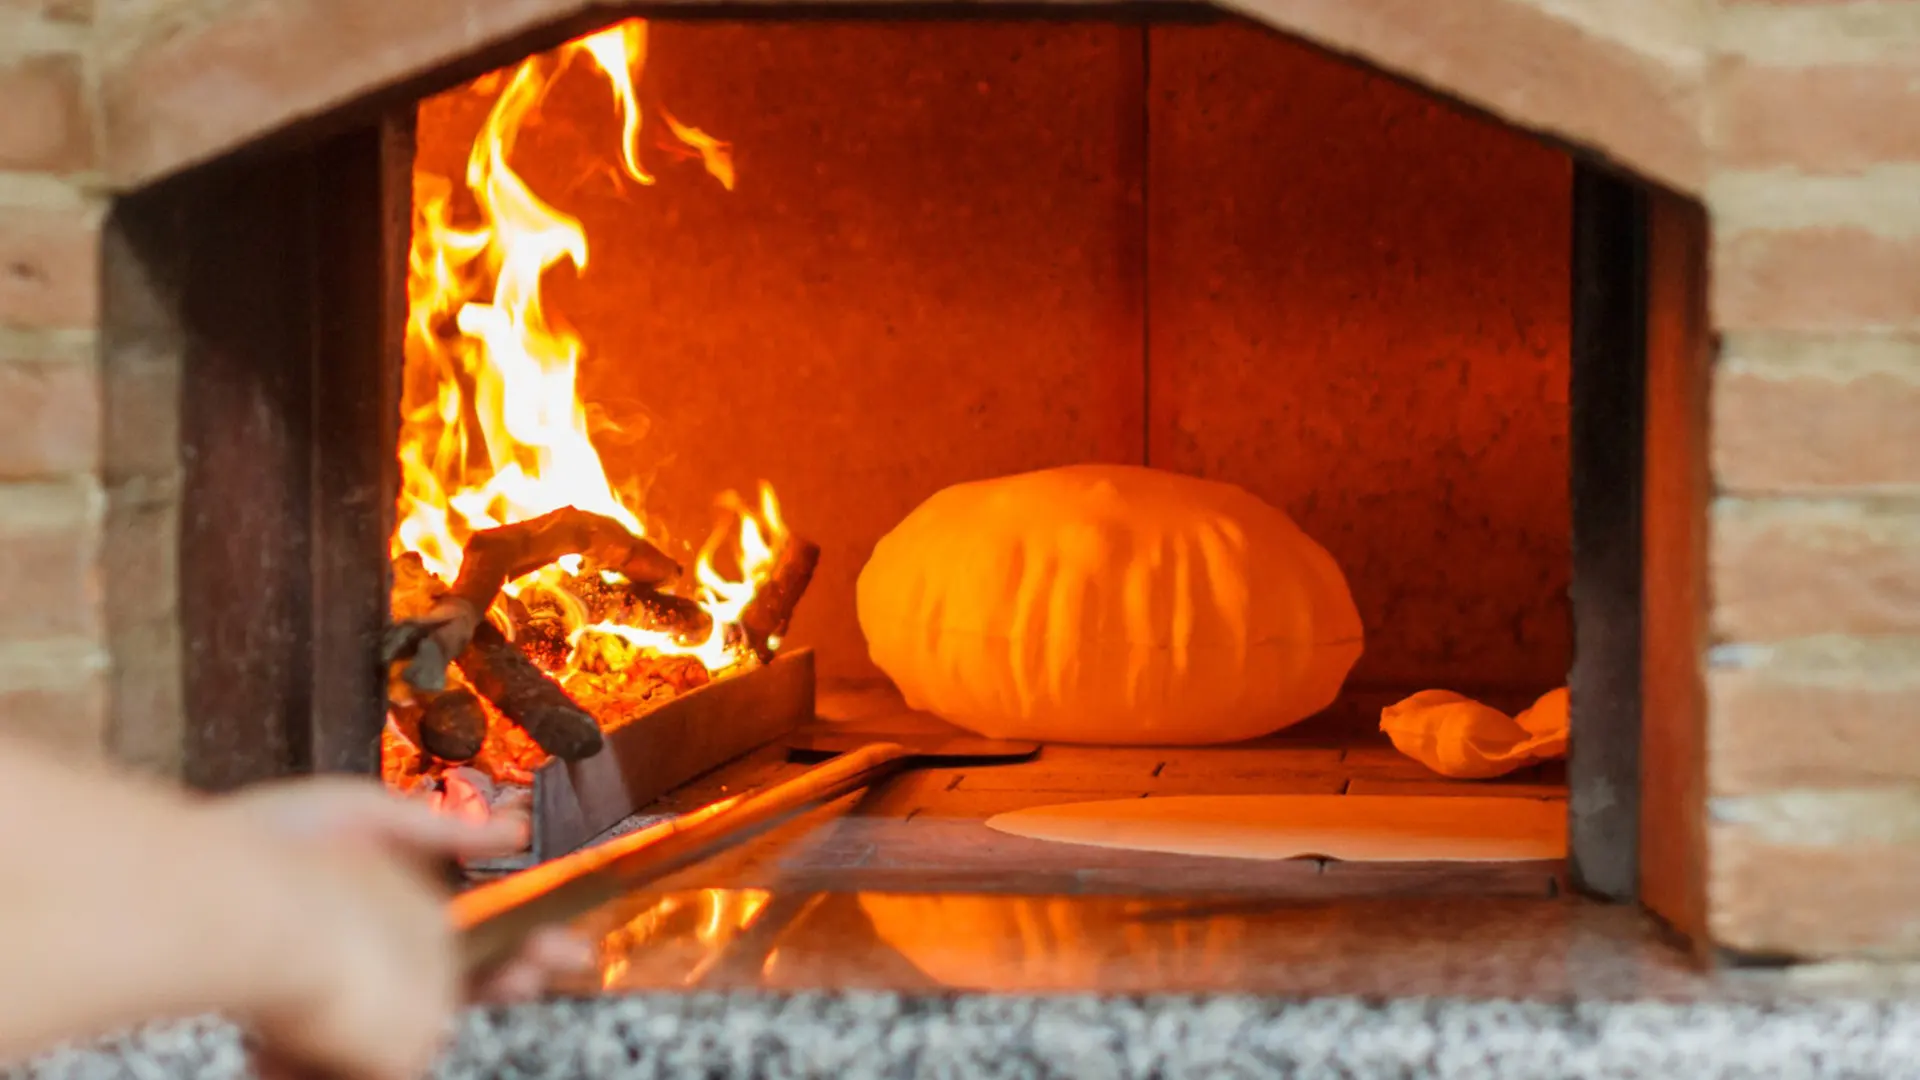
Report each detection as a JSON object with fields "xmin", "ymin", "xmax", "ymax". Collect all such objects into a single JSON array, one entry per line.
[
  {"xmin": 1711, "ymin": 498, "xmax": 1920, "ymax": 639},
  {"xmin": 101, "ymin": 352, "xmax": 176, "ymax": 482},
  {"xmin": 0, "ymin": 324, "xmax": 88, "ymax": 361},
  {"xmin": 1710, "ymin": 168, "xmax": 1920, "ymax": 236},
  {"xmin": 0, "ymin": 0, "xmax": 93, "ymax": 22},
  {"xmin": 0, "ymin": 206, "xmax": 99, "ymax": 328},
  {"xmin": 101, "ymin": 475, "xmax": 174, "ymax": 628},
  {"xmin": 0, "ymin": 52, "xmax": 92, "ymax": 173},
  {"xmin": 104, "ymin": 0, "xmax": 601, "ymax": 186},
  {"xmin": 1234, "ymin": 0, "xmax": 1709, "ymax": 192},
  {"xmin": 0, "ymin": 171, "xmax": 91, "ymax": 210},
  {"xmin": 0, "ymin": 480, "xmax": 98, "ymax": 642},
  {"xmin": 1713, "ymin": 334, "xmax": 1920, "ymax": 491},
  {"xmin": 0, "ymin": 637, "xmax": 107, "ymax": 759},
  {"xmin": 1714, "ymin": 61, "xmax": 1920, "ymax": 169},
  {"xmin": 1709, "ymin": 637, "xmax": 1920, "ymax": 794},
  {"xmin": 103, "ymin": 588, "xmax": 181, "ymax": 776},
  {"xmin": 1723, "ymin": 786, "xmax": 1920, "ymax": 850},
  {"xmin": 1716, "ymin": 2, "xmax": 1920, "ymax": 65},
  {"xmin": 99, "ymin": 464, "xmax": 178, "ymax": 775},
  {"xmin": 1715, "ymin": 228, "xmax": 1920, "ymax": 331},
  {"xmin": 100, "ymin": 0, "xmax": 1707, "ymax": 192},
  {"xmin": 0, "ymin": 355, "xmax": 97, "ymax": 478},
  {"xmin": 1536, "ymin": 0, "xmax": 1710, "ymax": 64},
  {"xmin": 0, "ymin": 675, "xmax": 108, "ymax": 756},
  {"xmin": 1710, "ymin": 793, "xmax": 1920, "ymax": 959}
]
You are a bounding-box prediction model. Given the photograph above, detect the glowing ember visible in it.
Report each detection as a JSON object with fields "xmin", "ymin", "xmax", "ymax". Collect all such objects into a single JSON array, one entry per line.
[{"xmin": 390, "ymin": 18, "xmax": 794, "ymax": 787}]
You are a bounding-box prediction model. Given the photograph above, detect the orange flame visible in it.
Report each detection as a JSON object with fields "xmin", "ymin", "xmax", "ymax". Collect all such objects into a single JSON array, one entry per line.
[
  {"xmin": 596, "ymin": 888, "xmax": 773, "ymax": 988},
  {"xmin": 397, "ymin": 19, "xmax": 773, "ymax": 682}
]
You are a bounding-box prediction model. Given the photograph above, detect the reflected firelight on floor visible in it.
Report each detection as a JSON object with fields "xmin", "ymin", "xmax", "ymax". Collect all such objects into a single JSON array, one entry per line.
[
  {"xmin": 597, "ymin": 888, "xmax": 775, "ymax": 988},
  {"xmin": 579, "ymin": 888, "xmax": 1705, "ymax": 999}
]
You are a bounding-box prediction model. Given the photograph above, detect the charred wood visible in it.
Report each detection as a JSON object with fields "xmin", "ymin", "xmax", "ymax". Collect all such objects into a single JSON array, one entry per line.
[
  {"xmin": 455, "ymin": 505, "xmax": 681, "ymax": 598},
  {"xmin": 419, "ymin": 688, "xmax": 487, "ymax": 762},
  {"xmin": 383, "ymin": 507, "xmax": 679, "ymax": 693},
  {"xmin": 740, "ymin": 537, "xmax": 821, "ymax": 663},
  {"xmin": 535, "ymin": 573, "xmax": 715, "ymax": 646},
  {"xmin": 612, "ymin": 586, "xmax": 713, "ymax": 644},
  {"xmin": 457, "ymin": 621, "xmax": 604, "ymax": 761}
]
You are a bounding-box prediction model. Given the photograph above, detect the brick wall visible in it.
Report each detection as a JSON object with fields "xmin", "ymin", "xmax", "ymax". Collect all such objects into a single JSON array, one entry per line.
[
  {"xmin": 1703, "ymin": 0, "xmax": 1920, "ymax": 960},
  {"xmin": 0, "ymin": 0, "xmax": 109, "ymax": 761},
  {"xmin": 9, "ymin": 0, "xmax": 1917, "ymax": 958}
]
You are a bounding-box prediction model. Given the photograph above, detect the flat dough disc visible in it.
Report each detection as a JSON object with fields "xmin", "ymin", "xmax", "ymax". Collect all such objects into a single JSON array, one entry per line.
[{"xmin": 985, "ymin": 794, "xmax": 1565, "ymax": 862}]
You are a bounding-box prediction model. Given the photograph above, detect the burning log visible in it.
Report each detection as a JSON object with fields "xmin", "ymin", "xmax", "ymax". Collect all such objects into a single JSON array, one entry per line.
[
  {"xmin": 500, "ymin": 585, "xmax": 712, "ymax": 671},
  {"xmin": 460, "ymin": 505, "xmax": 681, "ymax": 593},
  {"xmin": 383, "ymin": 685, "xmax": 485, "ymax": 765},
  {"xmin": 567, "ymin": 535, "xmax": 817, "ymax": 661},
  {"xmin": 457, "ymin": 621, "xmax": 604, "ymax": 761},
  {"xmin": 384, "ymin": 507, "xmax": 680, "ymax": 693},
  {"xmin": 740, "ymin": 537, "xmax": 821, "ymax": 662},
  {"xmin": 384, "ymin": 508, "xmax": 814, "ymax": 770},
  {"xmin": 419, "ymin": 688, "xmax": 487, "ymax": 762},
  {"xmin": 612, "ymin": 586, "xmax": 714, "ymax": 645}
]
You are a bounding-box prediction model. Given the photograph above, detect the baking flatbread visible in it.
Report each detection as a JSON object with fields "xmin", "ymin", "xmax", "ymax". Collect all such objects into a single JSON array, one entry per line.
[
  {"xmin": 985, "ymin": 794, "xmax": 1565, "ymax": 862},
  {"xmin": 857, "ymin": 464, "xmax": 1363, "ymax": 745}
]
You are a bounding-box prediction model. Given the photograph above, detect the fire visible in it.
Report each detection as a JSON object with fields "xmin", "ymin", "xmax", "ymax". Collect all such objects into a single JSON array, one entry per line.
[
  {"xmin": 396, "ymin": 19, "xmax": 781, "ymax": 695},
  {"xmin": 596, "ymin": 888, "xmax": 773, "ymax": 989}
]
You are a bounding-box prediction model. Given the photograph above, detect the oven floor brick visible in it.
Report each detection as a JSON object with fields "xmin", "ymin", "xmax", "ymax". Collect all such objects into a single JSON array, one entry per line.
[{"xmin": 632, "ymin": 720, "xmax": 1568, "ymax": 901}]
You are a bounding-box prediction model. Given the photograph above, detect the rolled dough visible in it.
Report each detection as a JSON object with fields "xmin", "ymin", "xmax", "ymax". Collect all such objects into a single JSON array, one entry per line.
[{"xmin": 984, "ymin": 794, "xmax": 1565, "ymax": 862}]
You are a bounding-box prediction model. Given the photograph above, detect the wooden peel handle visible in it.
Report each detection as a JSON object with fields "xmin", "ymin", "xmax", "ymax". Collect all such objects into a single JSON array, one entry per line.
[{"xmin": 453, "ymin": 740, "xmax": 915, "ymax": 978}]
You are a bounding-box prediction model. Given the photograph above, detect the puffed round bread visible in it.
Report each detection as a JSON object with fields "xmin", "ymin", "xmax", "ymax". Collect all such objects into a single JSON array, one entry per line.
[{"xmin": 856, "ymin": 464, "xmax": 1364, "ymax": 745}]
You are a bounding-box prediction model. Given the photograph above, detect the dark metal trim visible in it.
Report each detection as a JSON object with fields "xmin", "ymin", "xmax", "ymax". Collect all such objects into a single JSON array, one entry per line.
[
  {"xmin": 306, "ymin": 118, "xmax": 413, "ymax": 776},
  {"xmin": 1566, "ymin": 162, "xmax": 1648, "ymax": 902},
  {"xmin": 115, "ymin": 121, "xmax": 404, "ymax": 789}
]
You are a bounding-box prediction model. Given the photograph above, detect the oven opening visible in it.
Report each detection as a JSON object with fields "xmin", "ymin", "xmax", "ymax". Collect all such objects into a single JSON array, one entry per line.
[{"xmin": 105, "ymin": 5, "xmax": 1699, "ymax": 980}]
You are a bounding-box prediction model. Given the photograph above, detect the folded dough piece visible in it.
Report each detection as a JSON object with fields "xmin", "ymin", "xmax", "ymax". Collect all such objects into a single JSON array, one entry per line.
[{"xmin": 1379, "ymin": 687, "xmax": 1568, "ymax": 779}]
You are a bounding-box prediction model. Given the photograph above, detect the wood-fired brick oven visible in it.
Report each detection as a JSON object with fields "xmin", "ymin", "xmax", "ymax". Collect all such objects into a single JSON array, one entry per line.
[{"xmin": 99, "ymin": 7, "xmax": 1706, "ymax": 932}]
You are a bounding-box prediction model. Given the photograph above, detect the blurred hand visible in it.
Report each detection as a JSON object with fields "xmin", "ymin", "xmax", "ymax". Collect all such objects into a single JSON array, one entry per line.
[{"xmin": 213, "ymin": 779, "xmax": 594, "ymax": 1078}]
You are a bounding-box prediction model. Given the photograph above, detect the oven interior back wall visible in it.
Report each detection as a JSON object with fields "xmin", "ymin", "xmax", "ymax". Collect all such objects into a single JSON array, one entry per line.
[{"xmin": 413, "ymin": 17, "xmax": 1573, "ymax": 733}]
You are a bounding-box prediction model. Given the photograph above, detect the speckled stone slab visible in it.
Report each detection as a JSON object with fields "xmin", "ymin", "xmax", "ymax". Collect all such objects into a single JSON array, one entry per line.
[
  {"xmin": 15, "ymin": 892, "xmax": 1920, "ymax": 1078},
  {"xmin": 13, "ymin": 993, "xmax": 1920, "ymax": 1080}
]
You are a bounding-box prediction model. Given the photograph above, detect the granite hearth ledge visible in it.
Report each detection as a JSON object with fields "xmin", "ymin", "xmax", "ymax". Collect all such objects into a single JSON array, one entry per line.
[{"xmin": 13, "ymin": 895, "xmax": 1920, "ymax": 1079}]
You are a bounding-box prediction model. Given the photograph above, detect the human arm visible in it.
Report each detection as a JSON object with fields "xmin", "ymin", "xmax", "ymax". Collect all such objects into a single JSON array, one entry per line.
[{"xmin": 0, "ymin": 738, "xmax": 584, "ymax": 1079}]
